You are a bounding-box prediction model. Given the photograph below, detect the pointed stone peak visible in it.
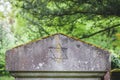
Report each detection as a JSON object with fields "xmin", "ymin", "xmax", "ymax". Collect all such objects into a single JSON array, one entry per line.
[
  {"xmin": 10, "ymin": 33, "xmax": 109, "ymax": 53},
  {"xmin": 6, "ymin": 33, "xmax": 110, "ymax": 71}
]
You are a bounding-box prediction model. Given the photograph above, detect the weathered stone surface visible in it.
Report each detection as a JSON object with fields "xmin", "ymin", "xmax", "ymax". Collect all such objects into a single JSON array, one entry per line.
[
  {"xmin": 6, "ymin": 33, "xmax": 111, "ymax": 80},
  {"xmin": 6, "ymin": 33, "xmax": 110, "ymax": 71}
]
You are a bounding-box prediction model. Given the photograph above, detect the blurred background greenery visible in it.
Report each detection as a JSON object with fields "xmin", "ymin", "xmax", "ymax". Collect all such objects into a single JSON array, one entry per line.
[{"xmin": 0, "ymin": 0, "xmax": 120, "ymax": 79}]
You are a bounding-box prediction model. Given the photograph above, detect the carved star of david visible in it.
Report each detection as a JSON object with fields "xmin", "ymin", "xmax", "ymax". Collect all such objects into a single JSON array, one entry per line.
[{"xmin": 48, "ymin": 46, "xmax": 68, "ymax": 61}]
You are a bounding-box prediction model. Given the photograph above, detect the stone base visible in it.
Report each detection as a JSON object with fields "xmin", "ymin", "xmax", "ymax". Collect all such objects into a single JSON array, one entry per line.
[
  {"xmin": 10, "ymin": 71, "xmax": 106, "ymax": 80},
  {"xmin": 15, "ymin": 78, "xmax": 101, "ymax": 80}
]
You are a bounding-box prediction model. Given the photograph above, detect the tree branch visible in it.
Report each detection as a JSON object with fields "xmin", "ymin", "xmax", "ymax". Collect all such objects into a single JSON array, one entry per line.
[
  {"xmin": 23, "ymin": 16, "xmax": 50, "ymax": 35},
  {"xmin": 51, "ymin": 10, "xmax": 120, "ymax": 17},
  {"xmin": 80, "ymin": 23, "xmax": 120, "ymax": 39},
  {"xmin": 21, "ymin": 5, "xmax": 120, "ymax": 17}
]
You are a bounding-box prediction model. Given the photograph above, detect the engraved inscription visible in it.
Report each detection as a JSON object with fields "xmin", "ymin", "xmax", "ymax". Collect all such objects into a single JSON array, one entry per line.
[
  {"xmin": 48, "ymin": 35, "xmax": 68, "ymax": 63},
  {"xmin": 48, "ymin": 47, "xmax": 68, "ymax": 61}
]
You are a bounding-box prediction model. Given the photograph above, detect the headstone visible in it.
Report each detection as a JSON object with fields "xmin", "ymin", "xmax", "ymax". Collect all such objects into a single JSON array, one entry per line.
[{"xmin": 6, "ymin": 33, "xmax": 111, "ymax": 80}]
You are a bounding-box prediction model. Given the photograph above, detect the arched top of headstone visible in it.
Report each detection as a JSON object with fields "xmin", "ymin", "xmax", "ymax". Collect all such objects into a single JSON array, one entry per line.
[{"xmin": 6, "ymin": 33, "xmax": 111, "ymax": 71}]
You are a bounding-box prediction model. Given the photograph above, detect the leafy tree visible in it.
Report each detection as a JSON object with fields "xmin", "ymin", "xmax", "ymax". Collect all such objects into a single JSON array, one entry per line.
[
  {"xmin": 0, "ymin": 22, "xmax": 10, "ymax": 76},
  {"xmin": 4, "ymin": 0, "xmax": 120, "ymax": 69},
  {"xmin": 9, "ymin": 0, "xmax": 120, "ymax": 38},
  {"xmin": 0, "ymin": 1, "xmax": 120, "ymax": 78},
  {"xmin": 0, "ymin": 0, "xmax": 15, "ymax": 76}
]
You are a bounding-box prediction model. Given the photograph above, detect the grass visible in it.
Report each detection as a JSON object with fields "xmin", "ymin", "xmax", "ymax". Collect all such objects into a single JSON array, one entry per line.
[{"xmin": 0, "ymin": 76, "xmax": 14, "ymax": 80}]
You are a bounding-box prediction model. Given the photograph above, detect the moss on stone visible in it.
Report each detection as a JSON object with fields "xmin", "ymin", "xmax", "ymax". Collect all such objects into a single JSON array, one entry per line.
[
  {"xmin": 9, "ymin": 33, "xmax": 110, "ymax": 54},
  {"xmin": 111, "ymin": 69, "xmax": 120, "ymax": 72}
]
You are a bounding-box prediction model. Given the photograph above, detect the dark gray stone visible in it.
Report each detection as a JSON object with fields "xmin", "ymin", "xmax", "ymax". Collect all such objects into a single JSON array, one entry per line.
[{"xmin": 111, "ymin": 70, "xmax": 120, "ymax": 80}]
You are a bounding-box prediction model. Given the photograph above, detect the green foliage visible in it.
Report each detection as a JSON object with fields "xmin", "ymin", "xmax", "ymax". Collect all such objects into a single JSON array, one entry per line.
[
  {"xmin": 111, "ymin": 54, "xmax": 120, "ymax": 69},
  {"xmin": 8, "ymin": 0, "xmax": 120, "ymax": 69},
  {"xmin": 0, "ymin": 76, "xmax": 14, "ymax": 80},
  {"xmin": 0, "ymin": 1, "xmax": 119, "ymax": 78},
  {"xmin": 0, "ymin": 26, "xmax": 9, "ymax": 76}
]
